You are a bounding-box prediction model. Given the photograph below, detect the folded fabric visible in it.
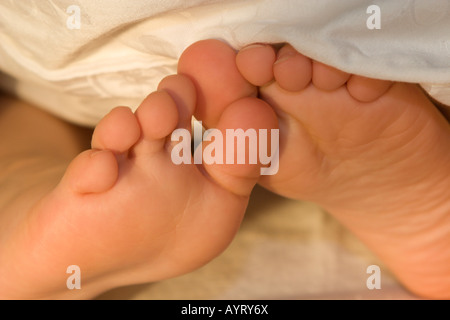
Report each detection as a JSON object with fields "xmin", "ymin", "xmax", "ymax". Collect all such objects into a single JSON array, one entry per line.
[{"xmin": 0, "ymin": 0, "xmax": 449, "ymax": 126}]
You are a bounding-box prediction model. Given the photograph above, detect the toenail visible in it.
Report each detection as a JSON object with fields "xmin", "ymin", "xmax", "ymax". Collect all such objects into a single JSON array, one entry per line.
[
  {"xmin": 274, "ymin": 55, "xmax": 292, "ymax": 65},
  {"xmin": 275, "ymin": 45, "xmax": 298, "ymax": 64},
  {"xmin": 275, "ymin": 51, "xmax": 297, "ymax": 65},
  {"xmin": 90, "ymin": 149, "xmax": 107, "ymax": 158},
  {"xmin": 240, "ymin": 43, "xmax": 267, "ymax": 52}
]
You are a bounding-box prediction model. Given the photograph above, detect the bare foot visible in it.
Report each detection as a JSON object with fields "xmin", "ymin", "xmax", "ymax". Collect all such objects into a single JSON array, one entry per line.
[
  {"xmin": 0, "ymin": 74, "xmax": 277, "ymax": 299},
  {"xmin": 178, "ymin": 40, "xmax": 450, "ymax": 299}
]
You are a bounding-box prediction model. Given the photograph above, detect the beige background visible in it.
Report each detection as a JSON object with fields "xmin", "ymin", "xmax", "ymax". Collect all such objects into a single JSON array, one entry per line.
[{"xmin": 96, "ymin": 185, "xmax": 418, "ymax": 300}]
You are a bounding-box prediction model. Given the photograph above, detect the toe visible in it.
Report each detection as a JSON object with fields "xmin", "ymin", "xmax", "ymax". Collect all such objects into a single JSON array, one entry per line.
[
  {"xmin": 178, "ymin": 39, "xmax": 257, "ymax": 127},
  {"xmin": 202, "ymin": 97, "xmax": 279, "ymax": 197},
  {"xmin": 312, "ymin": 61, "xmax": 350, "ymax": 91},
  {"xmin": 62, "ymin": 149, "xmax": 119, "ymax": 194},
  {"xmin": 236, "ymin": 43, "xmax": 276, "ymax": 86},
  {"xmin": 347, "ymin": 75, "xmax": 393, "ymax": 102},
  {"xmin": 135, "ymin": 90, "xmax": 179, "ymax": 143},
  {"xmin": 91, "ymin": 107, "xmax": 140, "ymax": 154},
  {"xmin": 157, "ymin": 74, "xmax": 196, "ymax": 130},
  {"xmin": 273, "ymin": 44, "xmax": 312, "ymax": 92}
]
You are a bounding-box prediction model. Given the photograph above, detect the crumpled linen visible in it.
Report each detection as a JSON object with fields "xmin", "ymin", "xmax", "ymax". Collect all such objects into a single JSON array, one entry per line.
[{"xmin": 0, "ymin": 0, "xmax": 449, "ymax": 126}]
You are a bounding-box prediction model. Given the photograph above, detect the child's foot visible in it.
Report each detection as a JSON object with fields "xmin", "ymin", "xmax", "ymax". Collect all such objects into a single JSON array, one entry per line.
[
  {"xmin": 0, "ymin": 74, "xmax": 277, "ymax": 299},
  {"xmin": 178, "ymin": 40, "xmax": 450, "ymax": 299}
]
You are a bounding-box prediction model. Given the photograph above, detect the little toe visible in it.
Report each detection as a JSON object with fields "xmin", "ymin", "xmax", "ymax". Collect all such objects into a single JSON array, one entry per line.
[
  {"xmin": 62, "ymin": 149, "xmax": 119, "ymax": 194},
  {"xmin": 273, "ymin": 44, "xmax": 312, "ymax": 92},
  {"xmin": 312, "ymin": 61, "xmax": 350, "ymax": 91},
  {"xmin": 91, "ymin": 106, "xmax": 140, "ymax": 154},
  {"xmin": 178, "ymin": 39, "xmax": 257, "ymax": 127},
  {"xmin": 347, "ymin": 75, "xmax": 393, "ymax": 102},
  {"xmin": 236, "ymin": 43, "xmax": 276, "ymax": 86}
]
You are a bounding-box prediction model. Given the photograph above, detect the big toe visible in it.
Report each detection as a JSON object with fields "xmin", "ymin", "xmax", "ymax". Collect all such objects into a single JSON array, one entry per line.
[
  {"xmin": 178, "ymin": 39, "xmax": 257, "ymax": 127},
  {"xmin": 201, "ymin": 97, "xmax": 279, "ymax": 197}
]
